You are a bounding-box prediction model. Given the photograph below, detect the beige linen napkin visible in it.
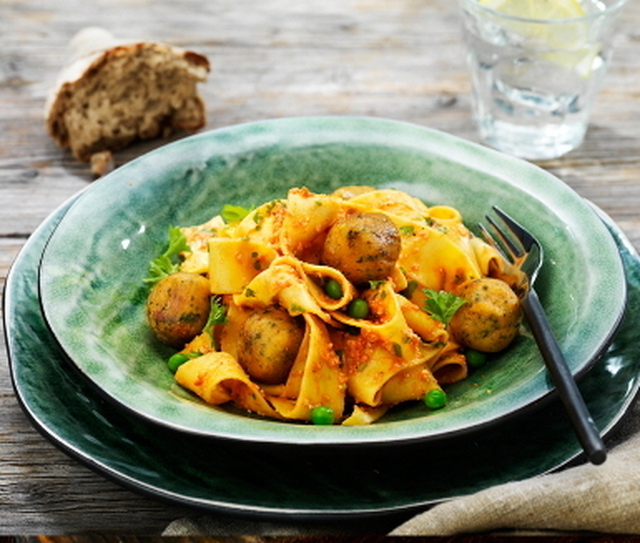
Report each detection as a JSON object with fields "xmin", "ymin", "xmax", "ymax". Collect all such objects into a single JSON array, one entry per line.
[{"xmin": 390, "ymin": 403, "xmax": 640, "ymax": 536}]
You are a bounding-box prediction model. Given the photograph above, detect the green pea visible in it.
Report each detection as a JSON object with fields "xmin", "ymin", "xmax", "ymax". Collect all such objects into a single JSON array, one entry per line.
[
  {"xmin": 424, "ymin": 389, "xmax": 447, "ymax": 410},
  {"xmin": 324, "ymin": 279, "xmax": 343, "ymax": 300},
  {"xmin": 466, "ymin": 349, "xmax": 487, "ymax": 368},
  {"xmin": 167, "ymin": 352, "xmax": 194, "ymax": 373},
  {"xmin": 311, "ymin": 406, "xmax": 335, "ymax": 425},
  {"xmin": 347, "ymin": 298, "xmax": 370, "ymax": 319}
]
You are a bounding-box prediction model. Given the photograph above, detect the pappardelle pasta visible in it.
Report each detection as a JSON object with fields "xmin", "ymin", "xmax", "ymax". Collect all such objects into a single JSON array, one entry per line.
[{"xmin": 145, "ymin": 186, "xmax": 525, "ymax": 425}]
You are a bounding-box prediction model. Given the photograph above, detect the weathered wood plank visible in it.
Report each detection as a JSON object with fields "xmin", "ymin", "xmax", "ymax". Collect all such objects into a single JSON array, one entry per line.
[{"xmin": 2, "ymin": 0, "xmax": 640, "ymax": 535}]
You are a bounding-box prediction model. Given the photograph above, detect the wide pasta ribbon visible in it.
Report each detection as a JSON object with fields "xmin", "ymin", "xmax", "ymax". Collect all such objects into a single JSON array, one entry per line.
[
  {"xmin": 174, "ymin": 313, "xmax": 346, "ymax": 422},
  {"xmin": 233, "ymin": 256, "xmax": 334, "ymax": 322},
  {"xmin": 344, "ymin": 189, "xmax": 486, "ymax": 293},
  {"xmin": 174, "ymin": 351, "xmax": 283, "ymax": 419},
  {"xmin": 208, "ymin": 238, "xmax": 278, "ymax": 294},
  {"xmin": 396, "ymin": 293, "xmax": 468, "ymax": 383},
  {"xmin": 278, "ymin": 187, "xmax": 342, "ymax": 259},
  {"xmin": 179, "ymin": 215, "xmax": 227, "ymax": 274},
  {"xmin": 332, "ymin": 282, "xmax": 446, "ymax": 407},
  {"xmin": 270, "ymin": 313, "xmax": 346, "ymax": 420}
]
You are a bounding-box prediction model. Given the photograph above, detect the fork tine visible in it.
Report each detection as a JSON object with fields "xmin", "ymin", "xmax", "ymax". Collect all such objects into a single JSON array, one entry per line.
[
  {"xmin": 492, "ymin": 206, "xmax": 537, "ymax": 250},
  {"xmin": 486, "ymin": 214, "xmax": 525, "ymax": 261},
  {"xmin": 477, "ymin": 222, "xmax": 503, "ymax": 255}
]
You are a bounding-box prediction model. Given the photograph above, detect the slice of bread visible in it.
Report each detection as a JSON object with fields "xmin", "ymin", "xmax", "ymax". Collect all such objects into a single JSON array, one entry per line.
[{"xmin": 45, "ymin": 28, "xmax": 210, "ymax": 164}]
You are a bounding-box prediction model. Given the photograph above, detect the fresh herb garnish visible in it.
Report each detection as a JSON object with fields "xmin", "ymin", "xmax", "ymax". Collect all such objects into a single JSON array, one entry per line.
[
  {"xmin": 399, "ymin": 225, "xmax": 415, "ymax": 236},
  {"xmin": 402, "ymin": 279, "xmax": 419, "ymax": 298},
  {"xmin": 423, "ymin": 288, "xmax": 466, "ymax": 324},
  {"xmin": 392, "ymin": 343, "xmax": 403, "ymax": 357},
  {"xmin": 221, "ymin": 204, "xmax": 253, "ymax": 223},
  {"xmin": 204, "ymin": 295, "xmax": 228, "ymax": 334},
  {"xmin": 144, "ymin": 226, "xmax": 191, "ymax": 284}
]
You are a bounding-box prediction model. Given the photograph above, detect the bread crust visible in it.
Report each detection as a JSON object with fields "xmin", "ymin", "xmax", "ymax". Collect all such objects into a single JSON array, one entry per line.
[{"xmin": 45, "ymin": 34, "xmax": 210, "ymax": 162}]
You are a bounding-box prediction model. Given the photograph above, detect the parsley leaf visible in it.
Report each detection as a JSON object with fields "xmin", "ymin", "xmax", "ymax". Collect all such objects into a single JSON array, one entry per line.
[
  {"xmin": 399, "ymin": 225, "xmax": 415, "ymax": 236},
  {"xmin": 423, "ymin": 288, "xmax": 466, "ymax": 325},
  {"xmin": 204, "ymin": 295, "xmax": 228, "ymax": 334},
  {"xmin": 143, "ymin": 226, "xmax": 191, "ymax": 284}
]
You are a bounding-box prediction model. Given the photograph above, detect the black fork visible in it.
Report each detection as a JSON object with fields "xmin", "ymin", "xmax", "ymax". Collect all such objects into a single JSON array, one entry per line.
[{"xmin": 479, "ymin": 206, "xmax": 606, "ymax": 465}]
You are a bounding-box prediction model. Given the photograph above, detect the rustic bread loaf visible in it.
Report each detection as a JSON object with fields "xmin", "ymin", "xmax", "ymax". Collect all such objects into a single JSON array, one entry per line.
[{"xmin": 45, "ymin": 28, "xmax": 210, "ymax": 166}]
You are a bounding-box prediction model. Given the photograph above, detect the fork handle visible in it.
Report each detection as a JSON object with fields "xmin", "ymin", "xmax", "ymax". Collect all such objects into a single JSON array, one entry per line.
[{"xmin": 522, "ymin": 289, "xmax": 607, "ymax": 465}]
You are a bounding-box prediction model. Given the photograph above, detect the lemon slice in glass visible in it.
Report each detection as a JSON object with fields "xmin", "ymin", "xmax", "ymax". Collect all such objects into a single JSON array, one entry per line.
[
  {"xmin": 479, "ymin": 0, "xmax": 587, "ymax": 20},
  {"xmin": 479, "ymin": 0, "xmax": 600, "ymax": 78}
]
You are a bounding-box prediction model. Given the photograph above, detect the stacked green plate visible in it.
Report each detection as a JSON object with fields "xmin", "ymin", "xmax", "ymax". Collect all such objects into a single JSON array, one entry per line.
[{"xmin": 5, "ymin": 118, "xmax": 639, "ymax": 525}]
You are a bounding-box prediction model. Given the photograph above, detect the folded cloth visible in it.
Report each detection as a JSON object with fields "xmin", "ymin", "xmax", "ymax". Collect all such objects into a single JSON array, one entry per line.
[
  {"xmin": 163, "ymin": 515, "xmax": 371, "ymax": 536},
  {"xmin": 390, "ymin": 402, "xmax": 640, "ymax": 536},
  {"xmin": 163, "ymin": 517, "xmax": 312, "ymax": 536}
]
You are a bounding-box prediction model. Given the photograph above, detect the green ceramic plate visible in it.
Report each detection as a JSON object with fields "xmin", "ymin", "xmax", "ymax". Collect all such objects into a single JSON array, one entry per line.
[
  {"xmin": 38, "ymin": 117, "xmax": 626, "ymax": 445},
  {"xmin": 6, "ymin": 194, "xmax": 640, "ymax": 523}
]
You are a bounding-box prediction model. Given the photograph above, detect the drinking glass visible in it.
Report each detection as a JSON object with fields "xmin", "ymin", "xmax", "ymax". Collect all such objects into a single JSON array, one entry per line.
[{"xmin": 458, "ymin": 0, "xmax": 628, "ymax": 160}]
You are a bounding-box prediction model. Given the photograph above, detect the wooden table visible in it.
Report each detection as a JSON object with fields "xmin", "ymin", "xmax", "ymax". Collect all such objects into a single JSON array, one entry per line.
[{"xmin": 2, "ymin": 0, "xmax": 640, "ymax": 535}]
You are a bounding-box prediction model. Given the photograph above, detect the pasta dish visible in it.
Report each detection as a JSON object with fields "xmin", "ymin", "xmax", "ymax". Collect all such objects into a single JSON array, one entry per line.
[{"xmin": 145, "ymin": 186, "xmax": 524, "ymax": 425}]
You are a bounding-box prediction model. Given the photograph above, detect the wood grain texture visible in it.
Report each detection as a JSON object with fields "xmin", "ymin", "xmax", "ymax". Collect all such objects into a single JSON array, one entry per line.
[{"xmin": 2, "ymin": 0, "xmax": 640, "ymax": 535}]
